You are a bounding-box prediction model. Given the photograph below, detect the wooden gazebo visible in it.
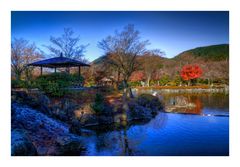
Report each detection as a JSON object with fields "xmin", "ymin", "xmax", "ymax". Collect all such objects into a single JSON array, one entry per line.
[{"xmin": 28, "ymin": 53, "xmax": 90, "ymax": 77}]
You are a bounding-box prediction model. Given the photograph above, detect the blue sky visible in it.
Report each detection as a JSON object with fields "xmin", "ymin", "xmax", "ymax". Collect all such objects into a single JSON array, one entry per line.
[{"xmin": 11, "ymin": 11, "xmax": 229, "ymax": 61}]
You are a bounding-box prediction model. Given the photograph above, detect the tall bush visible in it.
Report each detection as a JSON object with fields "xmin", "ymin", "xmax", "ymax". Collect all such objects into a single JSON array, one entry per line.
[
  {"xmin": 35, "ymin": 73, "xmax": 84, "ymax": 97},
  {"xmin": 91, "ymin": 93, "xmax": 105, "ymax": 114}
]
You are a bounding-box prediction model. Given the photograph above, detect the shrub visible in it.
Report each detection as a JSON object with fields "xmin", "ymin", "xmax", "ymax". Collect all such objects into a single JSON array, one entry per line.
[
  {"xmin": 35, "ymin": 73, "xmax": 84, "ymax": 97},
  {"xmin": 91, "ymin": 93, "xmax": 105, "ymax": 114},
  {"xmin": 85, "ymin": 77, "xmax": 95, "ymax": 87},
  {"xmin": 197, "ymin": 78, "xmax": 209, "ymax": 85},
  {"xmin": 166, "ymin": 81, "xmax": 177, "ymax": 86},
  {"xmin": 158, "ymin": 75, "xmax": 170, "ymax": 86},
  {"xmin": 136, "ymin": 94, "xmax": 163, "ymax": 111},
  {"xmin": 12, "ymin": 80, "xmax": 27, "ymax": 89},
  {"xmin": 69, "ymin": 73, "xmax": 84, "ymax": 86},
  {"xmin": 128, "ymin": 81, "xmax": 141, "ymax": 87}
]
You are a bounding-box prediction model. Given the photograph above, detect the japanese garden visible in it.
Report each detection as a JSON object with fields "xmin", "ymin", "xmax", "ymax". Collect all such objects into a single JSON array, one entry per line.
[{"xmin": 11, "ymin": 12, "xmax": 229, "ymax": 156}]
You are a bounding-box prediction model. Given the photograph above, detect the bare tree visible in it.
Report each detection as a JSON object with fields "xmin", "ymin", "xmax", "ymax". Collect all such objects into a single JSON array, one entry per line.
[
  {"xmin": 11, "ymin": 38, "xmax": 43, "ymax": 81},
  {"xmin": 201, "ymin": 60, "xmax": 229, "ymax": 86},
  {"xmin": 45, "ymin": 28, "xmax": 88, "ymax": 61},
  {"xmin": 98, "ymin": 24, "xmax": 149, "ymax": 98},
  {"xmin": 140, "ymin": 49, "xmax": 164, "ymax": 87}
]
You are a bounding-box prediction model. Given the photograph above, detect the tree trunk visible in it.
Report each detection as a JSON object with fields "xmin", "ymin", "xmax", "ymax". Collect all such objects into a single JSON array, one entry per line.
[
  {"xmin": 128, "ymin": 87, "xmax": 134, "ymax": 98},
  {"xmin": 188, "ymin": 80, "xmax": 191, "ymax": 86},
  {"xmin": 146, "ymin": 77, "xmax": 151, "ymax": 87},
  {"xmin": 15, "ymin": 71, "xmax": 22, "ymax": 81},
  {"xmin": 66, "ymin": 67, "xmax": 70, "ymax": 74},
  {"xmin": 122, "ymin": 80, "xmax": 129, "ymax": 112},
  {"xmin": 117, "ymin": 69, "xmax": 120, "ymax": 88}
]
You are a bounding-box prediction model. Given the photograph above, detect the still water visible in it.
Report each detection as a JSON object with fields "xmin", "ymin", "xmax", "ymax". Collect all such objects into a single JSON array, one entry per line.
[{"xmin": 81, "ymin": 92, "xmax": 229, "ymax": 156}]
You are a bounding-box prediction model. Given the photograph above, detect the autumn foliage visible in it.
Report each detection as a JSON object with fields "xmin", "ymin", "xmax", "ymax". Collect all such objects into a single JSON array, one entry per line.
[
  {"xmin": 129, "ymin": 71, "xmax": 145, "ymax": 82},
  {"xmin": 180, "ymin": 64, "xmax": 203, "ymax": 81}
]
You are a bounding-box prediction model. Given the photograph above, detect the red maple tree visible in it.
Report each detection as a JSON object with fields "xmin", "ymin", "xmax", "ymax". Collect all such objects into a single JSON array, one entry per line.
[
  {"xmin": 129, "ymin": 71, "xmax": 145, "ymax": 82},
  {"xmin": 180, "ymin": 64, "xmax": 203, "ymax": 84}
]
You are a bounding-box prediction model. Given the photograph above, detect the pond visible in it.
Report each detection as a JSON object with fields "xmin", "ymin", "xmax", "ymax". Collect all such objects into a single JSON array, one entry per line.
[{"xmin": 81, "ymin": 91, "xmax": 229, "ymax": 156}]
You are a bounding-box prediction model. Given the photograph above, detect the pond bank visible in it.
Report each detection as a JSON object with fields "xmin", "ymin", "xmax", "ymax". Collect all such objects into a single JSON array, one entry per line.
[
  {"xmin": 11, "ymin": 89, "xmax": 229, "ymax": 155},
  {"xmin": 11, "ymin": 90, "xmax": 164, "ymax": 155},
  {"xmin": 133, "ymin": 86, "xmax": 229, "ymax": 94}
]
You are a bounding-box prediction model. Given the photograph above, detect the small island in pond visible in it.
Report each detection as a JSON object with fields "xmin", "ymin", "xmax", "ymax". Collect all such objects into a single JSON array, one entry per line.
[{"xmin": 11, "ymin": 11, "xmax": 229, "ymax": 156}]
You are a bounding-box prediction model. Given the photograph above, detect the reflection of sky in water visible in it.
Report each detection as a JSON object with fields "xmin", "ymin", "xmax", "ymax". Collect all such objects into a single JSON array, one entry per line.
[{"xmin": 81, "ymin": 93, "xmax": 229, "ymax": 156}]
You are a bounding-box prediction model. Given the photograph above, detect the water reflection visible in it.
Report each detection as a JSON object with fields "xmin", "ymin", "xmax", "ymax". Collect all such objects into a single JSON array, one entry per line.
[
  {"xmin": 163, "ymin": 95, "xmax": 203, "ymax": 114},
  {"xmin": 133, "ymin": 89, "xmax": 229, "ymax": 115},
  {"xmin": 82, "ymin": 92, "xmax": 229, "ymax": 156},
  {"xmin": 83, "ymin": 111, "xmax": 168, "ymax": 156},
  {"xmin": 161, "ymin": 93, "xmax": 229, "ymax": 115}
]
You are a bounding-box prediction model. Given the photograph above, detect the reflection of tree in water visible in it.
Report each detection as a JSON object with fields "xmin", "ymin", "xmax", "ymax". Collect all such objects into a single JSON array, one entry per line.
[
  {"xmin": 199, "ymin": 94, "xmax": 229, "ymax": 110},
  {"xmin": 161, "ymin": 93, "xmax": 229, "ymax": 114},
  {"xmin": 185, "ymin": 95, "xmax": 203, "ymax": 114},
  {"xmin": 118, "ymin": 127, "xmax": 133, "ymax": 156},
  {"xmin": 92, "ymin": 110, "xmax": 168, "ymax": 155},
  {"xmin": 184, "ymin": 94, "xmax": 228, "ymax": 112},
  {"xmin": 93, "ymin": 126, "xmax": 134, "ymax": 155},
  {"xmin": 118, "ymin": 112, "xmax": 168, "ymax": 155},
  {"xmin": 151, "ymin": 112, "xmax": 168, "ymax": 130},
  {"xmin": 95, "ymin": 132, "xmax": 114, "ymax": 153}
]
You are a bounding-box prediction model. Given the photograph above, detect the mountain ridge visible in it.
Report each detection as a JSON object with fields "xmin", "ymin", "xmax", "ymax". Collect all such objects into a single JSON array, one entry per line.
[{"xmin": 91, "ymin": 44, "xmax": 229, "ymax": 64}]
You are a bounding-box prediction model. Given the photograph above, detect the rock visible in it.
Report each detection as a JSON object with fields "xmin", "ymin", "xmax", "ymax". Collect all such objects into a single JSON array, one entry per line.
[
  {"xmin": 117, "ymin": 94, "xmax": 163, "ymax": 122},
  {"xmin": 37, "ymin": 146, "xmax": 48, "ymax": 155},
  {"xmin": 51, "ymin": 106, "xmax": 69, "ymax": 121},
  {"xmin": 12, "ymin": 91, "xmax": 39, "ymax": 108},
  {"xmin": 69, "ymin": 118, "xmax": 82, "ymax": 135},
  {"xmin": 57, "ymin": 141, "xmax": 85, "ymax": 156},
  {"xmin": 12, "ymin": 91, "xmax": 51, "ymax": 115},
  {"xmin": 55, "ymin": 136, "xmax": 85, "ymax": 156},
  {"xmin": 49, "ymin": 98, "xmax": 78, "ymax": 122},
  {"xmin": 136, "ymin": 94, "xmax": 163, "ymax": 111},
  {"xmin": 60, "ymin": 98, "xmax": 77, "ymax": 112},
  {"xmin": 11, "ymin": 129, "xmax": 37, "ymax": 156},
  {"xmin": 37, "ymin": 94, "xmax": 51, "ymax": 114},
  {"xmin": 98, "ymin": 114, "xmax": 114, "ymax": 125},
  {"xmin": 128, "ymin": 102, "xmax": 153, "ymax": 121},
  {"xmin": 79, "ymin": 114, "xmax": 99, "ymax": 127},
  {"xmin": 11, "ymin": 103, "xmax": 85, "ymax": 156}
]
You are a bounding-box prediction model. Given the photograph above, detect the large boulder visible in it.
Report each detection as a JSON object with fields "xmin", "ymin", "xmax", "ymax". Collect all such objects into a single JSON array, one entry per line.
[
  {"xmin": 127, "ymin": 102, "xmax": 153, "ymax": 121},
  {"xmin": 11, "ymin": 103, "xmax": 85, "ymax": 155},
  {"xmin": 11, "ymin": 129, "xmax": 37, "ymax": 156},
  {"xmin": 50, "ymin": 98, "xmax": 78, "ymax": 122},
  {"xmin": 37, "ymin": 94, "xmax": 51, "ymax": 114},
  {"xmin": 11, "ymin": 91, "xmax": 51, "ymax": 115},
  {"xmin": 136, "ymin": 94, "xmax": 163, "ymax": 112},
  {"xmin": 79, "ymin": 114, "xmax": 99, "ymax": 127},
  {"xmin": 12, "ymin": 91, "xmax": 39, "ymax": 108},
  {"xmin": 127, "ymin": 94, "xmax": 163, "ymax": 121}
]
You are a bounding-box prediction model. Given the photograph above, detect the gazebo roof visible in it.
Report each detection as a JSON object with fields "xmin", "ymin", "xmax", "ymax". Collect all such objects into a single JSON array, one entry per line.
[{"xmin": 28, "ymin": 56, "xmax": 90, "ymax": 68}]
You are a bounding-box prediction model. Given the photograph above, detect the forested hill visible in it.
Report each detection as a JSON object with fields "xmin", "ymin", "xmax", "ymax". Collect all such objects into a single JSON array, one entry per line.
[
  {"xmin": 91, "ymin": 55, "xmax": 107, "ymax": 65},
  {"xmin": 90, "ymin": 44, "xmax": 229, "ymax": 82},
  {"xmin": 92, "ymin": 44, "xmax": 229, "ymax": 65},
  {"xmin": 174, "ymin": 44, "xmax": 229, "ymax": 61}
]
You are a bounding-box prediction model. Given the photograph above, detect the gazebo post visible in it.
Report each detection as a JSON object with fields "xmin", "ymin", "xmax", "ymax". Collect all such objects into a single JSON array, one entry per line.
[
  {"xmin": 78, "ymin": 66, "xmax": 81, "ymax": 79},
  {"xmin": 40, "ymin": 66, "xmax": 43, "ymax": 76},
  {"xmin": 67, "ymin": 65, "xmax": 70, "ymax": 74}
]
